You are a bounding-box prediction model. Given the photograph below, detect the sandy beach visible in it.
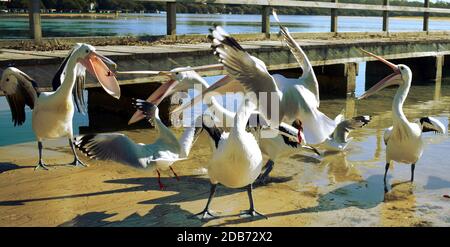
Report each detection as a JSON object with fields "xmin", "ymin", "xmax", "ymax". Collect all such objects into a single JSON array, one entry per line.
[{"xmin": 1, "ymin": 119, "xmax": 449, "ymax": 227}]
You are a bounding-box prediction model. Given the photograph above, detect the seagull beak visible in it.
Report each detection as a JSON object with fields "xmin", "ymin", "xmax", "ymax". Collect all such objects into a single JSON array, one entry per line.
[
  {"xmin": 128, "ymin": 76, "xmax": 177, "ymax": 125},
  {"xmin": 358, "ymin": 49, "xmax": 401, "ymax": 100},
  {"xmin": 81, "ymin": 51, "xmax": 121, "ymax": 99}
]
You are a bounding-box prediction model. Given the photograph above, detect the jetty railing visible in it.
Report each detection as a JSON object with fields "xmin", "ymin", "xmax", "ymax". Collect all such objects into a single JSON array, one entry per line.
[{"xmin": 24, "ymin": 0, "xmax": 450, "ymax": 43}]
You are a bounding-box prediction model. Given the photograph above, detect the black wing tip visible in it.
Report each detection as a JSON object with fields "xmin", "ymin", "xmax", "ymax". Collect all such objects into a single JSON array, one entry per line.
[
  {"xmin": 131, "ymin": 98, "xmax": 155, "ymax": 119},
  {"xmin": 74, "ymin": 134, "xmax": 98, "ymax": 159},
  {"xmin": 278, "ymin": 126, "xmax": 299, "ymax": 148}
]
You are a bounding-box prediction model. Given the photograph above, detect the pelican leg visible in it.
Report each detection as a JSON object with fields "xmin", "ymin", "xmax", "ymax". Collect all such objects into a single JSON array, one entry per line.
[
  {"xmin": 34, "ymin": 141, "xmax": 50, "ymax": 170},
  {"xmin": 255, "ymin": 160, "xmax": 274, "ymax": 185},
  {"xmin": 240, "ymin": 184, "xmax": 268, "ymax": 219},
  {"xmin": 156, "ymin": 170, "xmax": 165, "ymax": 190},
  {"xmin": 411, "ymin": 163, "xmax": 416, "ymax": 182},
  {"xmin": 384, "ymin": 163, "xmax": 390, "ymax": 193},
  {"xmin": 194, "ymin": 183, "xmax": 217, "ymax": 220},
  {"xmin": 68, "ymin": 138, "xmax": 87, "ymax": 168},
  {"xmin": 170, "ymin": 166, "xmax": 180, "ymax": 181}
]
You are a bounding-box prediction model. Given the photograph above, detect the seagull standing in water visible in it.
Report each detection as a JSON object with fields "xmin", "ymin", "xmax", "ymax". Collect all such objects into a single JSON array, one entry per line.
[
  {"xmin": 358, "ymin": 50, "xmax": 446, "ymax": 192},
  {"xmin": 0, "ymin": 44, "xmax": 120, "ymax": 170}
]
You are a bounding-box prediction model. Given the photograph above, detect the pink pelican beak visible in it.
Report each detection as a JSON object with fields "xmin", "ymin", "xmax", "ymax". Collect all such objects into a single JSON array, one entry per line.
[
  {"xmin": 127, "ymin": 63, "xmax": 224, "ymax": 125},
  {"xmin": 80, "ymin": 51, "xmax": 121, "ymax": 99},
  {"xmin": 358, "ymin": 49, "xmax": 401, "ymax": 100}
]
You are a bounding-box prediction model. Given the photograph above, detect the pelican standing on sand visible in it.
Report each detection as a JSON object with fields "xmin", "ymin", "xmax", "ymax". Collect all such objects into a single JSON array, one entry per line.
[
  {"xmin": 358, "ymin": 50, "xmax": 446, "ymax": 192},
  {"xmin": 195, "ymin": 95, "xmax": 267, "ymax": 220},
  {"xmin": 0, "ymin": 44, "xmax": 120, "ymax": 170},
  {"xmin": 75, "ymin": 99, "xmax": 203, "ymax": 190}
]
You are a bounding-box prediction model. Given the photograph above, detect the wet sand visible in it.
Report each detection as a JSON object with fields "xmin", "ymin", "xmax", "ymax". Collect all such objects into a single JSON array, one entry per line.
[{"xmin": 1, "ymin": 85, "xmax": 450, "ymax": 226}]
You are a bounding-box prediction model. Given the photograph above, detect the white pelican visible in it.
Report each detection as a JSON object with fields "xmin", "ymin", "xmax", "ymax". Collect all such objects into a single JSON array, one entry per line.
[
  {"xmin": 75, "ymin": 99, "xmax": 203, "ymax": 190},
  {"xmin": 173, "ymin": 15, "xmax": 336, "ymax": 145},
  {"xmin": 195, "ymin": 96, "xmax": 267, "ymax": 220},
  {"xmin": 124, "ymin": 68, "xmax": 320, "ymax": 185},
  {"xmin": 0, "ymin": 44, "xmax": 120, "ymax": 170},
  {"xmin": 358, "ymin": 50, "xmax": 446, "ymax": 192}
]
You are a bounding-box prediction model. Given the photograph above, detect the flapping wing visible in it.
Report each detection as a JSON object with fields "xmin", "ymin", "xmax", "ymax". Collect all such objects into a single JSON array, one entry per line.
[
  {"xmin": 420, "ymin": 117, "xmax": 447, "ymax": 134},
  {"xmin": 210, "ymin": 25, "xmax": 279, "ymax": 95},
  {"xmin": 333, "ymin": 115, "xmax": 372, "ymax": 143},
  {"xmin": 0, "ymin": 68, "xmax": 38, "ymax": 126},
  {"xmin": 75, "ymin": 133, "xmax": 150, "ymax": 169},
  {"xmin": 272, "ymin": 10, "xmax": 319, "ymax": 102}
]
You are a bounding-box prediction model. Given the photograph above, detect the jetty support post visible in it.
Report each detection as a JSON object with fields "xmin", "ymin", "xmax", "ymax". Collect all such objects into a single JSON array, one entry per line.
[
  {"xmin": 167, "ymin": 2, "xmax": 177, "ymax": 36},
  {"xmin": 262, "ymin": 5, "xmax": 271, "ymax": 37},
  {"xmin": 28, "ymin": 0, "xmax": 42, "ymax": 43},
  {"xmin": 331, "ymin": 0, "xmax": 338, "ymax": 33},
  {"xmin": 382, "ymin": 0, "xmax": 389, "ymax": 32},
  {"xmin": 423, "ymin": 0, "xmax": 430, "ymax": 32}
]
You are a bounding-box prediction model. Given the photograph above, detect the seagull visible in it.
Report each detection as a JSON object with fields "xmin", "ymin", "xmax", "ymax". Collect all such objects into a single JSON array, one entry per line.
[
  {"xmin": 321, "ymin": 114, "xmax": 372, "ymax": 152},
  {"xmin": 358, "ymin": 49, "xmax": 446, "ymax": 192},
  {"xmin": 75, "ymin": 99, "xmax": 203, "ymax": 190},
  {"xmin": 0, "ymin": 43, "xmax": 120, "ymax": 170}
]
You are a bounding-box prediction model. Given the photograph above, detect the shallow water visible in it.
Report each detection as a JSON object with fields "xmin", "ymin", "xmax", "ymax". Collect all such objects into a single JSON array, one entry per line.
[{"xmin": 1, "ymin": 14, "xmax": 450, "ymax": 39}]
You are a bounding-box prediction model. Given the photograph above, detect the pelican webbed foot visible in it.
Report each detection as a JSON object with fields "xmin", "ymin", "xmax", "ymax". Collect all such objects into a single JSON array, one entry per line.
[
  {"xmin": 68, "ymin": 158, "xmax": 88, "ymax": 168},
  {"xmin": 240, "ymin": 209, "xmax": 268, "ymax": 219},
  {"xmin": 34, "ymin": 162, "xmax": 50, "ymax": 171},
  {"xmin": 193, "ymin": 209, "xmax": 217, "ymax": 220}
]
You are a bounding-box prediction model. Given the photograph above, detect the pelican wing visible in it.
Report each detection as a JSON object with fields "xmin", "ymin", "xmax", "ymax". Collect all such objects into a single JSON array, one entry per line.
[
  {"xmin": 420, "ymin": 117, "xmax": 446, "ymax": 134},
  {"xmin": 272, "ymin": 10, "xmax": 319, "ymax": 102},
  {"xmin": 209, "ymin": 26, "xmax": 281, "ymax": 122},
  {"xmin": 0, "ymin": 68, "xmax": 38, "ymax": 126},
  {"xmin": 75, "ymin": 133, "xmax": 151, "ymax": 169},
  {"xmin": 332, "ymin": 115, "xmax": 372, "ymax": 143}
]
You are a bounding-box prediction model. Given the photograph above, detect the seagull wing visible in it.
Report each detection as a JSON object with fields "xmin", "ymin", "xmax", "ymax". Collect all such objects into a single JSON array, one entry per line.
[{"xmin": 75, "ymin": 133, "xmax": 151, "ymax": 169}]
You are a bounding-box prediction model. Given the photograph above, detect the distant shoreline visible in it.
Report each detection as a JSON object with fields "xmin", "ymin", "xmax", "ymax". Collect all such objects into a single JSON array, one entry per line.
[{"xmin": 1, "ymin": 12, "xmax": 450, "ymax": 21}]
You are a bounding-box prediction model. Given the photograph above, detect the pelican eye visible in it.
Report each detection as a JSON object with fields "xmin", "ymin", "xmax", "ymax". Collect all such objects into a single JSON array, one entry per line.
[
  {"xmin": 85, "ymin": 49, "xmax": 89, "ymax": 53},
  {"xmin": 6, "ymin": 78, "xmax": 9, "ymax": 82}
]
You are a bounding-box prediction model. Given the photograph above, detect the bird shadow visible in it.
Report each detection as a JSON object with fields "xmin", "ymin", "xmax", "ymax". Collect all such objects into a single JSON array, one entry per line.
[
  {"xmin": 209, "ymin": 175, "xmax": 386, "ymax": 226},
  {"xmin": 0, "ymin": 163, "xmax": 34, "ymax": 173},
  {"xmin": 0, "ymin": 174, "xmax": 289, "ymax": 207},
  {"xmin": 58, "ymin": 204, "xmax": 207, "ymax": 227},
  {"xmin": 424, "ymin": 176, "xmax": 450, "ymax": 190}
]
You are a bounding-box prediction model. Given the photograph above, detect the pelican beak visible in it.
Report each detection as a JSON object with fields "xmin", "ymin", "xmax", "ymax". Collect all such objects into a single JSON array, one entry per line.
[
  {"xmin": 128, "ymin": 75, "xmax": 178, "ymax": 125},
  {"xmin": 81, "ymin": 51, "xmax": 121, "ymax": 99},
  {"xmin": 358, "ymin": 49, "xmax": 401, "ymax": 100}
]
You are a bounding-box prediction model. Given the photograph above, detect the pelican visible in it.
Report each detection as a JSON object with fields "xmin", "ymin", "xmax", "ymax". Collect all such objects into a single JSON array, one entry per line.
[
  {"xmin": 0, "ymin": 44, "xmax": 120, "ymax": 170},
  {"xmin": 358, "ymin": 50, "xmax": 446, "ymax": 192},
  {"xmin": 75, "ymin": 99, "xmax": 203, "ymax": 190},
  {"xmin": 195, "ymin": 96, "xmax": 267, "ymax": 220},
  {"xmin": 124, "ymin": 68, "xmax": 320, "ymax": 185},
  {"xmin": 173, "ymin": 13, "xmax": 336, "ymax": 145}
]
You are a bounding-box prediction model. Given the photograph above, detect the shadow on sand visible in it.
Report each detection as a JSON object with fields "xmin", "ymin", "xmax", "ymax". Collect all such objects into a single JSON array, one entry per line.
[
  {"xmin": 208, "ymin": 175, "xmax": 386, "ymax": 226},
  {"xmin": 0, "ymin": 163, "xmax": 35, "ymax": 173},
  {"xmin": 0, "ymin": 174, "xmax": 291, "ymax": 206},
  {"xmin": 59, "ymin": 204, "xmax": 207, "ymax": 227}
]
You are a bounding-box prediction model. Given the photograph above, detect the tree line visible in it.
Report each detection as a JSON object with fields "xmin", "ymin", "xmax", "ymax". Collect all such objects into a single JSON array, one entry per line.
[{"xmin": 3, "ymin": 0, "xmax": 450, "ymax": 17}]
